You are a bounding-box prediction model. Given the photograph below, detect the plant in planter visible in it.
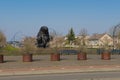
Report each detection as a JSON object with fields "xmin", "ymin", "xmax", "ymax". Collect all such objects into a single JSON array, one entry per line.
[
  {"xmin": 0, "ymin": 48, "xmax": 5, "ymax": 63},
  {"xmin": 49, "ymin": 36, "xmax": 63, "ymax": 61},
  {"xmin": 77, "ymin": 28, "xmax": 88, "ymax": 60},
  {"xmin": 77, "ymin": 45, "xmax": 87, "ymax": 60},
  {"xmin": 21, "ymin": 37, "xmax": 37, "ymax": 62},
  {"xmin": 50, "ymin": 47, "xmax": 60, "ymax": 61},
  {"xmin": 101, "ymin": 37, "xmax": 111, "ymax": 60},
  {"xmin": 0, "ymin": 30, "xmax": 7, "ymax": 63}
]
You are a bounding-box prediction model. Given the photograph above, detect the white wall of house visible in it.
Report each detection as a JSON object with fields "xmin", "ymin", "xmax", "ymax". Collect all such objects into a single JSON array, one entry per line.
[
  {"xmin": 88, "ymin": 33, "xmax": 113, "ymax": 48},
  {"xmin": 99, "ymin": 34, "xmax": 113, "ymax": 46}
]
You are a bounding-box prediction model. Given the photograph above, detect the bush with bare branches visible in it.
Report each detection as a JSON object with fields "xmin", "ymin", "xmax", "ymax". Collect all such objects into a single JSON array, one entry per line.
[
  {"xmin": 21, "ymin": 37, "xmax": 37, "ymax": 54},
  {"xmin": 0, "ymin": 30, "xmax": 7, "ymax": 54}
]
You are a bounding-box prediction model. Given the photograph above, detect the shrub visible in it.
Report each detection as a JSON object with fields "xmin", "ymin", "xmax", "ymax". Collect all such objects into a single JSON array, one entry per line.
[
  {"xmin": 21, "ymin": 36, "xmax": 37, "ymax": 54},
  {"xmin": 0, "ymin": 30, "xmax": 7, "ymax": 54}
]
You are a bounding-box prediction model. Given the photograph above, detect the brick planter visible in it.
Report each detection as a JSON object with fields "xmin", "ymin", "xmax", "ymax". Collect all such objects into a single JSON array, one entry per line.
[
  {"xmin": 23, "ymin": 54, "xmax": 33, "ymax": 62},
  {"xmin": 101, "ymin": 51, "xmax": 111, "ymax": 60},
  {"xmin": 0, "ymin": 55, "xmax": 4, "ymax": 63},
  {"xmin": 51, "ymin": 53, "xmax": 60, "ymax": 61},
  {"xmin": 77, "ymin": 52, "xmax": 87, "ymax": 60}
]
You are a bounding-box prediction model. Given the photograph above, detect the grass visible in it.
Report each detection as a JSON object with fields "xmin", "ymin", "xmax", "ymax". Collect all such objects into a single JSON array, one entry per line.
[{"xmin": 0, "ymin": 46, "xmax": 99, "ymax": 56}]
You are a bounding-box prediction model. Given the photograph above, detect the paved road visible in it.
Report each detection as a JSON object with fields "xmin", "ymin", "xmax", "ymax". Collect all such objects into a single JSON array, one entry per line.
[{"xmin": 1, "ymin": 71, "xmax": 120, "ymax": 80}]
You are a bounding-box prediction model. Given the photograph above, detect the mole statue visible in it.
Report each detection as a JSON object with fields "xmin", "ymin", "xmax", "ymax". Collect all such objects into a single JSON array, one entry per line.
[{"xmin": 36, "ymin": 26, "xmax": 50, "ymax": 48}]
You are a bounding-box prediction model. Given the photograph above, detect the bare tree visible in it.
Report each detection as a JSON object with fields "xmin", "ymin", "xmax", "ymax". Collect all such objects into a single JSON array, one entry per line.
[
  {"xmin": 49, "ymin": 34, "xmax": 64, "ymax": 48},
  {"xmin": 78, "ymin": 28, "xmax": 89, "ymax": 52},
  {"xmin": 79, "ymin": 28, "xmax": 88, "ymax": 46},
  {"xmin": 0, "ymin": 30, "xmax": 6, "ymax": 48},
  {"xmin": 116, "ymin": 31, "xmax": 120, "ymax": 49},
  {"xmin": 108, "ymin": 25, "xmax": 120, "ymax": 49},
  {"xmin": 107, "ymin": 26, "xmax": 114, "ymax": 36}
]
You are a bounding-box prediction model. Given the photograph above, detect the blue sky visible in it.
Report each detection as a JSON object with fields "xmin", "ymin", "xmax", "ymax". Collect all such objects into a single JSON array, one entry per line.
[{"xmin": 0, "ymin": 0, "xmax": 120, "ymax": 41}]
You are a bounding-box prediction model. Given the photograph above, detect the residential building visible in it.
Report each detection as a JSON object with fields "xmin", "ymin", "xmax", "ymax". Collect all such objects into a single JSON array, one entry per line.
[{"xmin": 88, "ymin": 33, "xmax": 113, "ymax": 48}]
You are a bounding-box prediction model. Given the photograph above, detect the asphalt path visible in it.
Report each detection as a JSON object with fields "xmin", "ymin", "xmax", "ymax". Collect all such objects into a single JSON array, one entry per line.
[{"xmin": 0, "ymin": 71, "xmax": 120, "ymax": 80}]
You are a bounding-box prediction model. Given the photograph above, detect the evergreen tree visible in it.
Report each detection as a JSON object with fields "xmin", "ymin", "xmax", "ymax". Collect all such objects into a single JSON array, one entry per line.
[{"xmin": 67, "ymin": 28, "xmax": 75, "ymax": 44}]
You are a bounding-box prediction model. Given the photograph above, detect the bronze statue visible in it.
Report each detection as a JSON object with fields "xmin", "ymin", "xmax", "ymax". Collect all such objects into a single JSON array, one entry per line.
[{"xmin": 36, "ymin": 26, "xmax": 50, "ymax": 48}]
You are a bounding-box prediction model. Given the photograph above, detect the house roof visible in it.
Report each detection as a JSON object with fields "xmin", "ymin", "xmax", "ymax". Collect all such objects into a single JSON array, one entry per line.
[{"xmin": 89, "ymin": 33, "xmax": 106, "ymax": 40}]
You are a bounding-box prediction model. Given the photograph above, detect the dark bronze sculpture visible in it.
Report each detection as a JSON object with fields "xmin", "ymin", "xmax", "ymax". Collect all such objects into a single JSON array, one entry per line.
[{"xmin": 36, "ymin": 26, "xmax": 50, "ymax": 48}]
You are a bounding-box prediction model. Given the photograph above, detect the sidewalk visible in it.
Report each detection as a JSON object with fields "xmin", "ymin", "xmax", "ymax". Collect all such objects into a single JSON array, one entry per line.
[
  {"xmin": 1, "ymin": 65, "xmax": 120, "ymax": 76},
  {"xmin": 0, "ymin": 55, "xmax": 120, "ymax": 76}
]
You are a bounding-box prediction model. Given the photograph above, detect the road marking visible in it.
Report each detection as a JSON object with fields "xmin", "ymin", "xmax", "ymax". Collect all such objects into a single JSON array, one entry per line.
[
  {"xmin": 31, "ymin": 69, "xmax": 35, "ymax": 71},
  {"xmin": 61, "ymin": 68, "xmax": 65, "ymax": 69},
  {"xmin": 116, "ymin": 66, "xmax": 120, "ymax": 68},
  {"xmin": 0, "ymin": 70, "xmax": 2, "ymax": 72},
  {"xmin": 89, "ymin": 66, "xmax": 94, "ymax": 68}
]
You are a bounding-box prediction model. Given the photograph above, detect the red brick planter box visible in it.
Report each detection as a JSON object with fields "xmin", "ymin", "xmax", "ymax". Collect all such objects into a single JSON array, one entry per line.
[
  {"xmin": 51, "ymin": 53, "xmax": 60, "ymax": 61},
  {"xmin": 23, "ymin": 54, "xmax": 33, "ymax": 62},
  {"xmin": 0, "ymin": 55, "xmax": 4, "ymax": 63},
  {"xmin": 101, "ymin": 51, "xmax": 111, "ymax": 60},
  {"xmin": 77, "ymin": 52, "xmax": 87, "ymax": 60}
]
